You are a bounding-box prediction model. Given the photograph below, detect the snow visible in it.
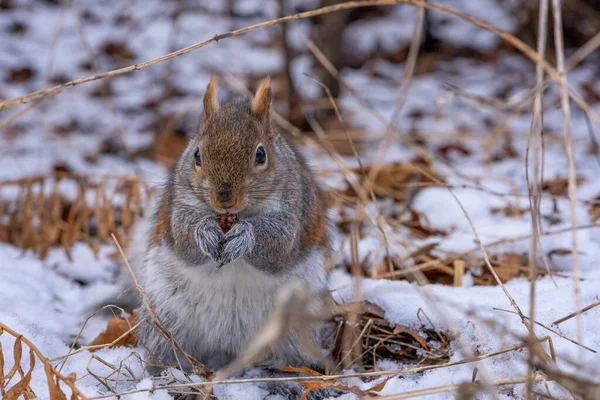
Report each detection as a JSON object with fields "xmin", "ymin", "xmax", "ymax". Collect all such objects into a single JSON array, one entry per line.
[{"xmin": 1, "ymin": 0, "xmax": 600, "ymax": 399}]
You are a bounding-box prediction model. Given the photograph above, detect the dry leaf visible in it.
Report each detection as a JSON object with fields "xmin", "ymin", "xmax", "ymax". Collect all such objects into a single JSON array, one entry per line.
[
  {"xmin": 343, "ymin": 161, "xmax": 440, "ymax": 202},
  {"xmin": 490, "ymin": 204, "xmax": 529, "ymax": 217},
  {"xmin": 4, "ymin": 348, "xmax": 36, "ymax": 400},
  {"xmin": 281, "ymin": 365, "xmax": 323, "ymax": 376},
  {"xmin": 542, "ymin": 174, "xmax": 585, "ymax": 196},
  {"xmin": 493, "ymin": 254, "xmax": 524, "ymax": 283},
  {"xmin": 88, "ymin": 315, "xmax": 137, "ymax": 349},
  {"xmin": 44, "ymin": 363, "xmax": 67, "ymax": 400},
  {"xmin": 437, "ymin": 143, "xmax": 472, "ymax": 160},
  {"xmin": 393, "ymin": 324, "xmax": 430, "ymax": 351},
  {"xmin": 588, "ymin": 195, "xmax": 600, "ymax": 223},
  {"xmin": 283, "ymin": 365, "xmax": 392, "ymax": 399}
]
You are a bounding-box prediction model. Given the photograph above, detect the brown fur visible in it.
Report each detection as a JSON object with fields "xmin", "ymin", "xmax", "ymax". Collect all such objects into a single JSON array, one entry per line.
[
  {"xmin": 301, "ymin": 194, "xmax": 328, "ymax": 249},
  {"xmin": 251, "ymin": 76, "xmax": 271, "ymax": 121},
  {"xmin": 150, "ymin": 196, "xmax": 171, "ymax": 247},
  {"xmin": 203, "ymin": 74, "xmax": 219, "ymax": 120}
]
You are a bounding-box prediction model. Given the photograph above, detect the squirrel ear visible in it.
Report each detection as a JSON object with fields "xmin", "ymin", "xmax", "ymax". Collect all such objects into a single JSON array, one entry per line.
[
  {"xmin": 251, "ymin": 76, "xmax": 271, "ymax": 120},
  {"xmin": 203, "ymin": 74, "xmax": 219, "ymax": 120}
]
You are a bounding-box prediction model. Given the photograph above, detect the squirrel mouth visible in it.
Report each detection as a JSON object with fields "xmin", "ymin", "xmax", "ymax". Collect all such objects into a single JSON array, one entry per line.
[{"xmin": 212, "ymin": 204, "xmax": 243, "ymax": 215}]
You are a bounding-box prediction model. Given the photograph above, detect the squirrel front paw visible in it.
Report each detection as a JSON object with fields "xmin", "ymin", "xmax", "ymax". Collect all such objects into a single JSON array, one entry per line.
[
  {"xmin": 218, "ymin": 221, "xmax": 255, "ymax": 268},
  {"xmin": 196, "ymin": 216, "xmax": 224, "ymax": 262}
]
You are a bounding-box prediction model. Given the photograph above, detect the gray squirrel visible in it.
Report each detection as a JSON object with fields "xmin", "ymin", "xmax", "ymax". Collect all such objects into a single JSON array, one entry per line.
[{"xmin": 124, "ymin": 76, "xmax": 332, "ymax": 373}]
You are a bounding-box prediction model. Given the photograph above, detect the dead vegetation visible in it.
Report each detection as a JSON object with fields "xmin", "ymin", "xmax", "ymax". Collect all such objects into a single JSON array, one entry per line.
[
  {"xmin": 0, "ymin": 172, "xmax": 151, "ymax": 259},
  {"xmin": 0, "ymin": 322, "xmax": 88, "ymax": 400}
]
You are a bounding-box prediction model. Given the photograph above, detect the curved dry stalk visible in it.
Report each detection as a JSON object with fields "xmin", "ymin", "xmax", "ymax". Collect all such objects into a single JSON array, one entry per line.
[{"xmin": 0, "ymin": 323, "xmax": 89, "ymax": 399}]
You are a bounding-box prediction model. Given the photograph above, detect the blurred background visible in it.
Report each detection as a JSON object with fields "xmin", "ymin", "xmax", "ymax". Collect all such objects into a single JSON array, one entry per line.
[{"xmin": 0, "ymin": 0, "xmax": 598, "ymax": 175}]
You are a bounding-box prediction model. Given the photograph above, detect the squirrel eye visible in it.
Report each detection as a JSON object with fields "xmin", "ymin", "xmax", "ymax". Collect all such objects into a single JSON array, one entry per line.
[
  {"xmin": 194, "ymin": 148, "xmax": 201, "ymax": 167},
  {"xmin": 255, "ymin": 145, "xmax": 266, "ymax": 166}
]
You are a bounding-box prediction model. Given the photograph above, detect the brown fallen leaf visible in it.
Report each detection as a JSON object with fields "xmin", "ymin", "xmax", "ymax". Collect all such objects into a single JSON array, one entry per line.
[
  {"xmin": 437, "ymin": 143, "xmax": 472, "ymax": 161},
  {"xmin": 8, "ymin": 67, "xmax": 34, "ymax": 82},
  {"xmin": 589, "ymin": 195, "xmax": 600, "ymax": 223},
  {"xmin": 541, "ymin": 174, "xmax": 585, "ymax": 196},
  {"xmin": 88, "ymin": 314, "xmax": 137, "ymax": 349},
  {"xmin": 283, "ymin": 365, "xmax": 393, "ymax": 399},
  {"xmin": 342, "ymin": 161, "xmax": 440, "ymax": 202},
  {"xmin": 492, "ymin": 253, "xmax": 524, "ymax": 283},
  {"xmin": 490, "ymin": 204, "xmax": 529, "ymax": 217},
  {"xmin": 393, "ymin": 324, "xmax": 430, "ymax": 351}
]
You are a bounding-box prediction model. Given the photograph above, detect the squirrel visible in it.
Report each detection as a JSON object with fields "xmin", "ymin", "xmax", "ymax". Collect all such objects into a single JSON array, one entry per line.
[{"xmin": 127, "ymin": 76, "xmax": 332, "ymax": 373}]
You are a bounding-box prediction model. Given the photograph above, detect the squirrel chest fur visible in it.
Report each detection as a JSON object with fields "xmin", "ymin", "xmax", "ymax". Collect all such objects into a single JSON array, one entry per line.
[{"xmin": 131, "ymin": 77, "xmax": 330, "ymax": 372}]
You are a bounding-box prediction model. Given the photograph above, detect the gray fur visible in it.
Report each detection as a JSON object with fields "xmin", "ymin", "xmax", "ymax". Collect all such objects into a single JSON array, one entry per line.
[
  {"xmin": 130, "ymin": 91, "xmax": 331, "ymax": 374},
  {"xmin": 218, "ymin": 221, "xmax": 255, "ymax": 267},
  {"xmin": 195, "ymin": 215, "xmax": 223, "ymax": 263}
]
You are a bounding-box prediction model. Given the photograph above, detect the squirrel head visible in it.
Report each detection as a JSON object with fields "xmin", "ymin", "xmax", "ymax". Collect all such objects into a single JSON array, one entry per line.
[{"xmin": 184, "ymin": 75, "xmax": 280, "ymax": 215}]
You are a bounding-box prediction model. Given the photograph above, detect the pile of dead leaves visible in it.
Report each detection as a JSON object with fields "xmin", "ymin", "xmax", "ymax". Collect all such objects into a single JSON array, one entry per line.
[
  {"xmin": 0, "ymin": 172, "xmax": 151, "ymax": 259},
  {"xmin": 337, "ymin": 160, "xmax": 441, "ymax": 203},
  {"xmin": 348, "ymin": 248, "xmax": 540, "ymax": 286},
  {"xmin": 332, "ymin": 302, "xmax": 450, "ymax": 370}
]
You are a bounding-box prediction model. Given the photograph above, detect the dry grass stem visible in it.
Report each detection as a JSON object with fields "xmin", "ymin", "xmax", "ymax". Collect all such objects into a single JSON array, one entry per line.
[
  {"xmin": 553, "ymin": 299, "xmax": 600, "ymax": 325},
  {"xmin": 526, "ymin": 1, "xmax": 548, "ymax": 396},
  {"xmin": 551, "ymin": 0, "xmax": 583, "ymax": 350},
  {"xmin": 375, "ymin": 375, "xmax": 549, "ymax": 400},
  {"xmin": 494, "ymin": 308, "xmax": 596, "ymax": 354}
]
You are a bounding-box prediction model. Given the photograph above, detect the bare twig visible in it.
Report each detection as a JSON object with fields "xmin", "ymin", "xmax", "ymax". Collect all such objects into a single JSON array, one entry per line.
[
  {"xmin": 526, "ymin": 1, "xmax": 549, "ymax": 397},
  {"xmin": 494, "ymin": 308, "xmax": 597, "ymax": 354},
  {"xmin": 551, "ymin": 0, "xmax": 582, "ymax": 350},
  {"xmin": 376, "ymin": 375, "xmax": 548, "ymax": 400},
  {"xmin": 553, "ymin": 299, "xmax": 600, "ymax": 325}
]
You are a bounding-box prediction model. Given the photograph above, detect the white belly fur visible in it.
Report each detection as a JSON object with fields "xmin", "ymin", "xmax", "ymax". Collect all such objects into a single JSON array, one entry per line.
[{"xmin": 138, "ymin": 242, "xmax": 328, "ymax": 367}]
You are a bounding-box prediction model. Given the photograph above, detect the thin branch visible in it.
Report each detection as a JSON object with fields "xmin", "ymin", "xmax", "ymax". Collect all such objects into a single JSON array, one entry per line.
[
  {"xmin": 526, "ymin": 1, "xmax": 548, "ymax": 397},
  {"xmin": 369, "ymin": 376, "xmax": 548, "ymax": 400},
  {"xmin": 494, "ymin": 308, "xmax": 597, "ymax": 354},
  {"xmin": 553, "ymin": 299, "xmax": 600, "ymax": 325},
  {"xmin": 551, "ymin": 0, "xmax": 583, "ymax": 349}
]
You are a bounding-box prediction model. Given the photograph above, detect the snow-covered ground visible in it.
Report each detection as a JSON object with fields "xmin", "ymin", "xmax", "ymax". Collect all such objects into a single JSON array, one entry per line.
[{"xmin": 1, "ymin": 0, "xmax": 599, "ymax": 398}]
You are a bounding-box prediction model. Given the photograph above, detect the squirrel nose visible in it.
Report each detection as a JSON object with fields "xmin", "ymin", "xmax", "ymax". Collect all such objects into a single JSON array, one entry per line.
[{"xmin": 213, "ymin": 187, "xmax": 237, "ymax": 209}]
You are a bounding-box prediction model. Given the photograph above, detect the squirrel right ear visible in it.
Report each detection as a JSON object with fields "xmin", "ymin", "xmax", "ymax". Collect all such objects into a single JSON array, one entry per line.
[
  {"xmin": 251, "ymin": 76, "xmax": 271, "ymax": 120},
  {"xmin": 203, "ymin": 75, "xmax": 219, "ymax": 120}
]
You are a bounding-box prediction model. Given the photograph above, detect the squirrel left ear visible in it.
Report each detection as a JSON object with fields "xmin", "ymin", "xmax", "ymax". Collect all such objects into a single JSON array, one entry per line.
[
  {"xmin": 203, "ymin": 74, "xmax": 219, "ymax": 120},
  {"xmin": 251, "ymin": 76, "xmax": 271, "ymax": 120}
]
